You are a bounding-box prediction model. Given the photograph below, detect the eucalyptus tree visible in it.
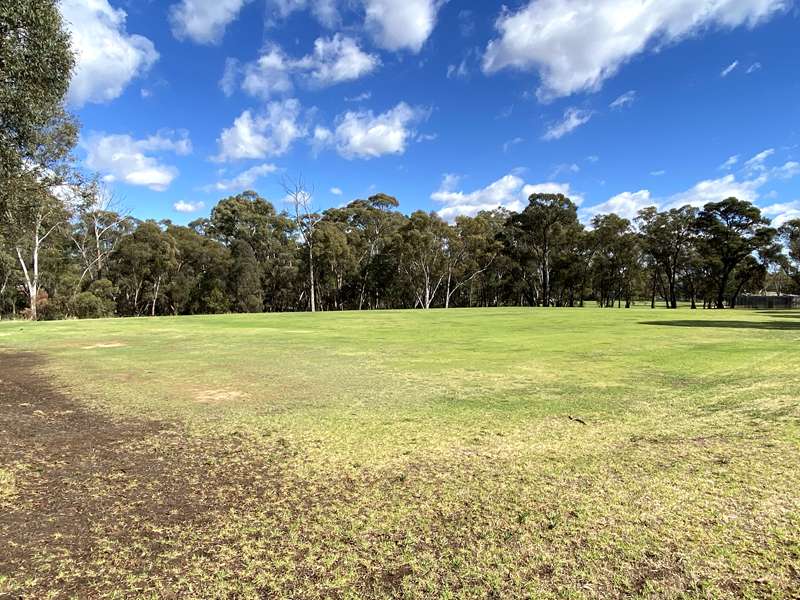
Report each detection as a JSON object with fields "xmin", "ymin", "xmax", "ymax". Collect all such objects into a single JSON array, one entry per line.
[
  {"xmin": 694, "ymin": 198, "xmax": 775, "ymax": 308},
  {"xmin": 0, "ymin": 0, "xmax": 74, "ymax": 195},
  {"xmin": 504, "ymin": 194, "xmax": 580, "ymax": 306},
  {"xmin": 398, "ymin": 211, "xmax": 449, "ymax": 309},
  {"xmin": 636, "ymin": 205, "xmax": 697, "ymax": 309},
  {"xmin": 110, "ymin": 221, "xmax": 178, "ymax": 316},
  {"xmin": 591, "ymin": 214, "xmax": 640, "ymax": 308},
  {"xmin": 778, "ymin": 219, "xmax": 800, "ymax": 291}
]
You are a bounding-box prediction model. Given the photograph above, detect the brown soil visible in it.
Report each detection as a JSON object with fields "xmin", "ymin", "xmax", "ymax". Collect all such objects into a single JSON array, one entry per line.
[{"xmin": 0, "ymin": 352, "xmax": 287, "ymax": 598}]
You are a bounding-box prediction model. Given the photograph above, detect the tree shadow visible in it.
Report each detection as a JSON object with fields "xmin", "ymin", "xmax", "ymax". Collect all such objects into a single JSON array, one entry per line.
[{"xmin": 639, "ymin": 319, "xmax": 800, "ymax": 330}]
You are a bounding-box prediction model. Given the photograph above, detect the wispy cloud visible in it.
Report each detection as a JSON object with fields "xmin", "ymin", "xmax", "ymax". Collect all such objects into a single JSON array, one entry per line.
[
  {"xmin": 542, "ymin": 108, "xmax": 593, "ymax": 141},
  {"xmin": 610, "ymin": 90, "xmax": 636, "ymax": 109},
  {"xmin": 721, "ymin": 60, "xmax": 739, "ymax": 77}
]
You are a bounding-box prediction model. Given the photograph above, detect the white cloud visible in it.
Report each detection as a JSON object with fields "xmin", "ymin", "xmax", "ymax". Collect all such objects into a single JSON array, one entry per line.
[
  {"xmin": 363, "ymin": 0, "xmax": 441, "ymax": 53},
  {"xmin": 205, "ymin": 163, "xmax": 279, "ymax": 192},
  {"xmin": 431, "ymin": 174, "xmax": 583, "ymax": 221},
  {"xmin": 543, "ymin": 108, "xmax": 593, "ymax": 140},
  {"xmin": 214, "ymin": 99, "xmax": 306, "ymax": 162},
  {"xmin": 238, "ymin": 46, "xmax": 295, "ymax": 98},
  {"xmin": 60, "ymin": 0, "xmax": 158, "ymax": 107},
  {"xmin": 301, "ymin": 35, "xmax": 381, "ymax": 86},
  {"xmin": 345, "ymin": 91, "xmax": 372, "ymax": 102},
  {"xmin": 721, "ymin": 60, "xmax": 739, "ymax": 77},
  {"xmin": 174, "ymin": 200, "xmax": 206, "ymax": 213},
  {"xmin": 169, "ymin": 0, "xmax": 249, "ymax": 44},
  {"xmin": 744, "ymin": 148, "xmax": 775, "ymax": 171},
  {"xmin": 323, "ymin": 102, "xmax": 427, "ymax": 159},
  {"xmin": 665, "ymin": 174, "xmax": 765, "ymax": 208},
  {"xmin": 720, "ymin": 154, "xmax": 740, "ymax": 170},
  {"xmin": 330, "ymin": 187, "xmax": 343, "ymax": 195},
  {"xmin": 583, "ymin": 149, "xmax": 798, "ymax": 224},
  {"xmin": 762, "ymin": 201, "xmax": 800, "ymax": 227},
  {"xmin": 583, "ymin": 190, "xmax": 655, "ymax": 220},
  {"xmin": 82, "ymin": 131, "xmax": 191, "ymax": 192},
  {"xmin": 482, "ymin": 0, "xmax": 788, "ymax": 101},
  {"xmin": 651, "ymin": 170, "xmax": 666, "ymax": 176},
  {"xmin": 447, "ymin": 60, "xmax": 469, "ymax": 79},
  {"xmin": 773, "ymin": 161, "xmax": 800, "ymax": 179},
  {"xmin": 610, "ymin": 90, "xmax": 636, "ymax": 109},
  {"xmin": 267, "ymin": 0, "xmax": 340, "ymax": 27},
  {"xmin": 229, "ymin": 35, "xmax": 379, "ymax": 99},
  {"xmin": 746, "ymin": 61, "xmax": 762, "ymax": 74}
]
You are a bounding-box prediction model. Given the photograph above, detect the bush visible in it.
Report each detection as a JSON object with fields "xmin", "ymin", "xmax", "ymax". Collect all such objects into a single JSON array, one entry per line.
[{"xmin": 70, "ymin": 291, "xmax": 115, "ymax": 319}]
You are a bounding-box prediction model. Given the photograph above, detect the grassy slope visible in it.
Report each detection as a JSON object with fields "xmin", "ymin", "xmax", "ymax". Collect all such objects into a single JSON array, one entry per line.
[{"xmin": 1, "ymin": 307, "xmax": 799, "ymax": 598}]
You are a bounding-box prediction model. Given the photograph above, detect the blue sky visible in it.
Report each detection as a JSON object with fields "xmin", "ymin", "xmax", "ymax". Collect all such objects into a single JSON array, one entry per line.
[{"xmin": 60, "ymin": 0, "xmax": 800, "ymax": 225}]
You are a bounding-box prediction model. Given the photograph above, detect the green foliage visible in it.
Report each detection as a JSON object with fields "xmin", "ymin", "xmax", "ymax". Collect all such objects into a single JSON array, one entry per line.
[{"xmin": 0, "ymin": 0, "xmax": 74, "ymax": 183}]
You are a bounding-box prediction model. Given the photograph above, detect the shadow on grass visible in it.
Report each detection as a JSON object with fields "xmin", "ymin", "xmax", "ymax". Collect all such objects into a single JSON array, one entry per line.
[{"xmin": 639, "ymin": 320, "xmax": 800, "ymax": 330}]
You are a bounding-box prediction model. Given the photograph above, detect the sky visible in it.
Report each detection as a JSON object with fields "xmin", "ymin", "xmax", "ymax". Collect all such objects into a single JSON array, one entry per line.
[{"xmin": 59, "ymin": 0, "xmax": 800, "ymax": 226}]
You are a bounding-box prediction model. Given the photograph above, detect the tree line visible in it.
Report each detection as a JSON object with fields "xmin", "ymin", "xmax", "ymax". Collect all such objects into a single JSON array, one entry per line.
[
  {"xmin": 2, "ymin": 0, "xmax": 799, "ymax": 320},
  {"xmin": 2, "ymin": 186, "xmax": 800, "ymax": 320}
]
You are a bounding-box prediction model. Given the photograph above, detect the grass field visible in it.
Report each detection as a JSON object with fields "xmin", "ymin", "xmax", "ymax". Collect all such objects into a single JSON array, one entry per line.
[{"xmin": 1, "ymin": 307, "xmax": 799, "ymax": 598}]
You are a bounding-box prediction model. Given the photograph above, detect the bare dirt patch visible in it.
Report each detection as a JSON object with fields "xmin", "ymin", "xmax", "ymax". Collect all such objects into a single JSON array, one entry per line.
[
  {"xmin": 194, "ymin": 388, "xmax": 248, "ymax": 403},
  {"xmin": 81, "ymin": 342, "xmax": 126, "ymax": 349},
  {"xmin": 0, "ymin": 352, "xmax": 290, "ymax": 597}
]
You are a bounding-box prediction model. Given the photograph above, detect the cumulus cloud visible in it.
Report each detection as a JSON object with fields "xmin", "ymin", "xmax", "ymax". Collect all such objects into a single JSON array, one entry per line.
[
  {"xmin": 543, "ymin": 108, "xmax": 594, "ymax": 141},
  {"xmin": 582, "ymin": 190, "xmax": 655, "ymax": 221},
  {"xmin": 214, "ymin": 99, "xmax": 306, "ymax": 162},
  {"xmin": 60, "ymin": 0, "xmax": 158, "ymax": 107},
  {"xmin": 761, "ymin": 201, "xmax": 800, "ymax": 227},
  {"xmin": 169, "ymin": 0, "xmax": 250, "ymax": 44},
  {"xmin": 227, "ymin": 35, "xmax": 379, "ymax": 98},
  {"xmin": 319, "ymin": 102, "xmax": 428, "ymax": 159},
  {"xmin": 482, "ymin": 0, "xmax": 788, "ymax": 101},
  {"xmin": 205, "ymin": 163, "xmax": 278, "ymax": 192},
  {"xmin": 363, "ymin": 0, "xmax": 442, "ymax": 53},
  {"xmin": 431, "ymin": 174, "xmax": 583, "ymax": 221},
  {"xmin": 330, "ymin": 187, "xmax": 343, "ymax": 195},
  {"xmin": 582, "ymin": 147, "xmax": 798, "ymax": 224},
  {"xmin": 82, "ymin": 131, "xmax": 192, "ymax": 192},
  {"xmin": 174, "ymin": 200, "xmax": 206, "ymax": 213},
  {"xmin": 610, "ymin": 90, "xmax": 636, "ymax": 109}
]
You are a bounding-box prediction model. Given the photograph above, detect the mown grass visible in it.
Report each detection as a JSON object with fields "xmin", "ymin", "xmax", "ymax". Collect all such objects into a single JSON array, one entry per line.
[{"xmin": 1, "ymin": 307, "xmax": 799, "ymax": 598}]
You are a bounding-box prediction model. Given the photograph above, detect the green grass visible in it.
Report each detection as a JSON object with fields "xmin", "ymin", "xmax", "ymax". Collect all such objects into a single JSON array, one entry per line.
[{"xmin": 2, "ymin": 307, "xmax": 799, "ymax": 598}]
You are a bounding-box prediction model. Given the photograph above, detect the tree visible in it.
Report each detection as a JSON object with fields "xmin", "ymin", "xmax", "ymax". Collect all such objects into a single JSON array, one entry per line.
[
  {"xmin": 695, "ymin": 198, "xmax": 775, "ymax": 308},
  {"xmin": 592, "ymin": 214, "xmax": 640, "ymax": 308},
  {"xmin": 110, "ymin": 222, "xmax": 178, "ymax": 316},
  {"xmin": 636, "ymin": 205, "xmax": 697, "ymax": 309},
  {"xmin": 229, "ymin": 240, "xmax": 262, "ymax": 313},
  {"xmin": 505, "ymin": 194, "xmax": 580, "ymax": 306},
  {"xmin": 283, "ymin": 177, "xmax": 320, "ymax": 312},
  {"xmin": 0, "ymin": 0, "xmax": 74, "ymax": 193},
  {"xmin": 398, "ymin": 211, "xmax": 449, "ymax": 309},
  {"xmin": 0, "ymin": 110, "xmax": 78, "ymax": 319},
  {"xmin": 778, "ymin": 219, "xmax": 800, "ymax": 292},
  {"xmin": 70, "ymin": 185, "xmax": 133, "ymax": 289},
  {"xmin": 208, "ymin": 190, "xmax": 296, "ymax": 311},
  {"xmin": 443, "ymin": 213, "xmax": 502, "ymax": 309}
]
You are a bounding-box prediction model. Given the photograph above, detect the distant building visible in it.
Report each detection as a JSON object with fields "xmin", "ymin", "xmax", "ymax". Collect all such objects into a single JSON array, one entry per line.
[{"xmin": 736, "ymin": 295, "xmax": 800, "ymax": 309}]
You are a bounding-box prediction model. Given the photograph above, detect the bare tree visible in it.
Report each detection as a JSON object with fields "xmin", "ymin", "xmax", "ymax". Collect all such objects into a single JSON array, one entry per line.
[
  {"xmin": 70, "ymin": 181, "xmax": 132, "ymax": 290},
  {"xmin": 283, "ymin": 175, "xmax": 320, "ymax": 312}
]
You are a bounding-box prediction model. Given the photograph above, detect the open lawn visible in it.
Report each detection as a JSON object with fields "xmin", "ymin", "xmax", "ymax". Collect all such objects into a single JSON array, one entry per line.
[{"xmin": 1, "ymin": 308, "xmax": 799, "ymax": 598}]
